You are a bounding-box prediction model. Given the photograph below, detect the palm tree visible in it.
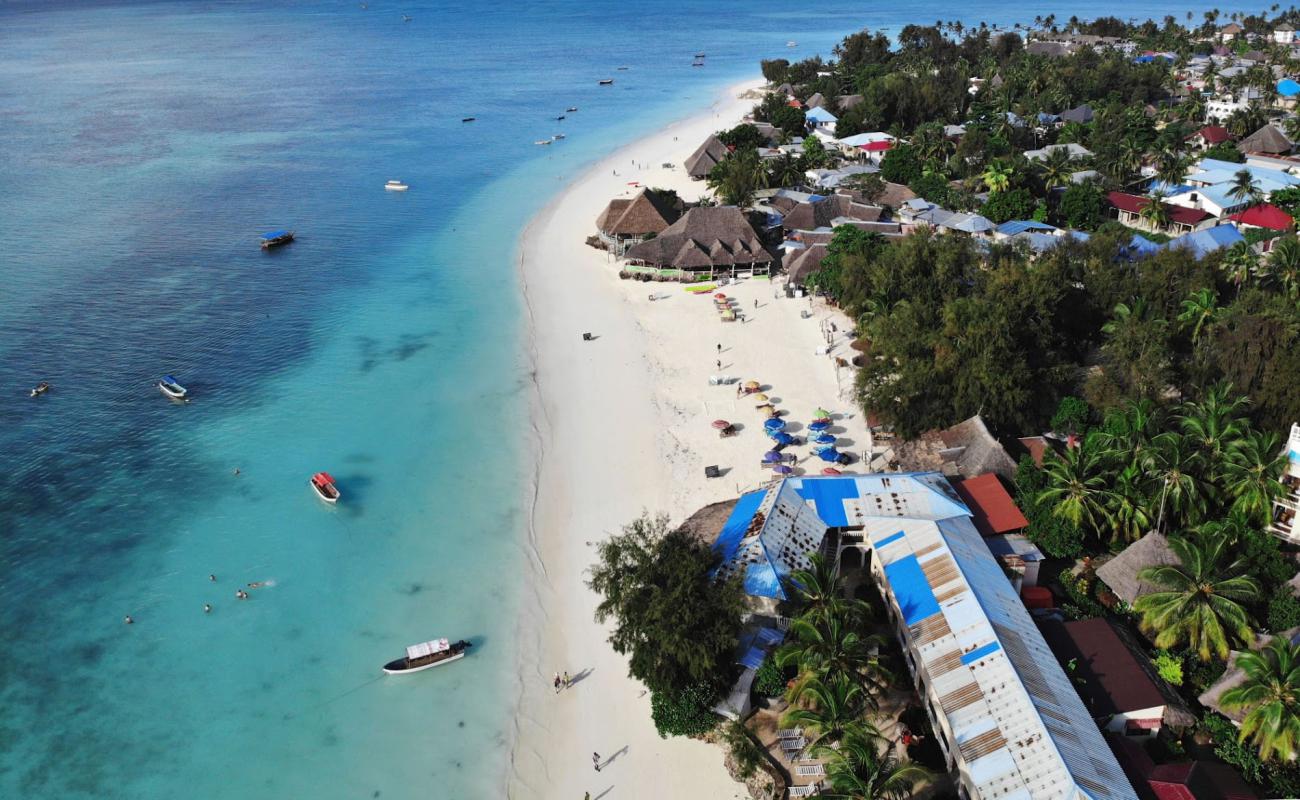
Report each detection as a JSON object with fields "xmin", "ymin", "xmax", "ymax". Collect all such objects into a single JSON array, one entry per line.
[
  {"xmin": 1177, "ymin": 384, "xmax": 1249, "ymax": 465},
  {"xmin": 1219, "ymin": 242, "xmax": 1258, "ymax": 297},
  {"xmin": 1133, "ymin": 530, "xmax": 1260, "ymax": 661},
  {"xmin": 777, "ymin": 615, "xmax": 891, "ymax": 693},
  {"xmin": 1143, "ymin": 431, "xmax": 1211, "ymax": 532},
  {"xmin": 1228, "ymin": 168, "xmax": 1264, "ymax": 207},
  {"xmin": 814, "ymin": 726, "xmax": 933, "ymax": 800},
  {"xmin": 1264, "ymin": 236, "xmax": 1300, "ymax": 299},
  {"xmin": 787, "ymin": 553, "xmax": 858, "ymax": 624},
  {"xmin": 1221, "ymin": 637, "xmax": 1300, "ymax": 761},
  {"xmin": 1223, "ymin": 431, "xmax": 1286, "ymax": 526},
  {"xmin": 1138, "ymin": 191, "xmax": 1172, "ymax": 233},
  {"xmin": 1038, "ymin": 438, "xmax": 1115, "ymax": 535},
  {"xmin": 1036, "ymin": 146, "xmax": 1074, "ymax": 191},
  {"xmin": 981, "ymin": 160, "xmax": 1014, "ymax": 194},
  {"xmin": 768, "ymin": 153, "xmax": 803, "ymax": 189},
  {"xmin": 781, "ymin": 674, "xmax": 875, "ymax": 747},
  {"xmin": 1154, "ymin": 150, "xmax": 1193, "ymax": 189},
  {"xmin": 1107, "ymin": 466, "xmax": 1154, "ymax": 544},
  {"xmin": 1095, "ymin": 399, "xmax": 1165, "ymax": 471},
  {"xmin": 1177, "ymin": 288, "xmax": 1221, "ymax": 344}
]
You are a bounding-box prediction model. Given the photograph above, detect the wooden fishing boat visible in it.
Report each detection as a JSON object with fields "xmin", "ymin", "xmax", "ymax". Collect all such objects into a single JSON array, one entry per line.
[
  {"xmin": 384, "ymin": 180, "xmax": 409, "ymax": 191},
  {"xmin": 598, "ymin": 78, "xmax": 614, "ymax": 85},
  {"xmin": 310, "ymin": 471, "xmax": 340, "ymax": 504},
  {"xmin": 260, "ymin": 230, "xmax": 295, "ymax": 249},
  {"xmin": 158, "ymin": 375, "xmax": 188, "ymax": 400},
  {"xmin": 566, "ymin": 106, "xmax": 578, "ymax": 112},
  {"xmin": 461, "ymin": 116, "xmax": 476, "ymax": 123},
  {"xmin": 383, "ymin": 638, "xmax": 472, "ymax": 674}
]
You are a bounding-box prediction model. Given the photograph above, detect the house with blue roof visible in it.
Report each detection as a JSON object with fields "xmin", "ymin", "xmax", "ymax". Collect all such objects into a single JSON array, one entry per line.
[
  {"xmin": 1165, "ymin": 183, "xmax": 1250, "ymax": 218},
  {"xmin": 804, "ymin": 105, "xmax": 837, "ymax": 136},
  {"xmin": 1165, "ymin": 224, "xmax": 1245, "ymax": 259},
  {"xmin": 993, "ymin": 219, "xmax": 1056, "ymax": 238},
  {"xmin": 711, "ymin": 473, "xmax": 1139, "ymax": 800}
]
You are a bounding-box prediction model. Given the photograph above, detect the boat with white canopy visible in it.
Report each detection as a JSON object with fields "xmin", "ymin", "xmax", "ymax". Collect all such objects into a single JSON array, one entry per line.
[{"xmin": 382, "ymin": 637, "xmax": 472, "ymax": 674}]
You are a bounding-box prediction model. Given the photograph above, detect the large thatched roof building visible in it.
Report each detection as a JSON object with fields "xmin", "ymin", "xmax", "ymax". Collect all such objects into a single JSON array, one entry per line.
[
  {"xmin": 1095, "ymin": 532, "xmax": 1180, "ymax": 605},
  {"xmin": 684, "ymin": 134, "xmax": 729, "ymax": 179},
  {"xmin": 595, "ymin": 189, "xmax": 682, "ymax": 255},
  {"xmin": 624, "ymin": 206, "xmax": 774, "ymax": 276},
  {"xmin": 1238, "ymin": 123, "xmax": 1293, "ymax": 155}
]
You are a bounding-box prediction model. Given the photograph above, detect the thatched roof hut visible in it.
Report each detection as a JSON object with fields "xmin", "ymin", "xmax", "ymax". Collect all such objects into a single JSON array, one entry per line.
[
  {"xmin": 1238, "ymin": 123, "xmax": 1293, "ymax": 155},
  {"xmin": 892, "ymin": 415, "xmax": 1018, "ymax": 480},
  {"xmin": 595, "ymin": 189, "xmax": 681, "ymax": 238},
  {"xmin": 780, "ymin": 194, "xmax": 882, "ymax": 231},
  {"xmin": 685, "ymin": 135, "xmax": 730, "ymax": 179},
  {"xmin": 1095, "ymin": 532, "xmax": 1180, "ymax": 605},
  {"xmin": 624, "ymin": 206, "xmax": 774, "ymax": 274},
  {"xmin": 784, "ymin": 243, "xmax": 827, "ymax": 287}
]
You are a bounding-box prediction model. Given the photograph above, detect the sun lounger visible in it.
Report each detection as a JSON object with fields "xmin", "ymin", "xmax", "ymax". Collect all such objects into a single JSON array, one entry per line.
[
  {"xmin": 777, "ymin": 728, "xmax": 803, "ymax": 739},
  {"xmin": 788, "ymin": 783, "xmax": 821, "ymax": 797},
  {"xmin": 795, "ymin": 765, "xmax": 825, "ymax": 777},
  {"xmin": 780, "ymin": 737, "xmax": 807, "ymax": 751}
]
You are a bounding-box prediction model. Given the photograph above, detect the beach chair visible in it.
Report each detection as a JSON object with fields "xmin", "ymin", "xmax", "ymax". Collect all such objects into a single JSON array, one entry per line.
[
  {"xmin": 788, "ymin": 783, "xmax": 821, "ymax": 797},
  {"xmin": 795, "ymin": 765, "xmax": 826, "ymax": 777},
  {"xmin": 780, "ymin": 737, "xmax": 807, "ymax": 752},
  {"xmin": 776, "ymin": 727, "xmax": 803, "ymax": 739}
]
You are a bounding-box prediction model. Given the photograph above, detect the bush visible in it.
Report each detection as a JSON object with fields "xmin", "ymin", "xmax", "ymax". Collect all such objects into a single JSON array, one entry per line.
[
  {"xmin": 1203, "ymin": 142, "xmax": 1245, "ymax": 163},
  {"xmin": 650, "ymin": 683, "xmax": 719, "ymax": 739},
  {"xmin": 1200, "ymin": 713, "xmax": 1263, "ymax": 783},
  {"xmin": 1183, "ymin": 652, "xmax": 1226, "ymax": 693},
  {"xmin": 1152, "ymin": 651, "xmax": 1183, "ymax": 686},
  {"xmin": 1057, "ymin": 568, "xmax": 1106, "ymax": 617},
  {"xmin": 879, "ymin": 143, "xmax": 923, "ymax": 184},
  {"xmin": 1027, "ymin": 508, "xmax": 1085, "ymax": 559},
  {"xmin": 753, "ymin": 657, "xmax": 788, "ymax": 697},
  {"xmin": 720, "ymin": 720, "xmax": 765, "ymax": 780},
  {"xmin": 1050, "ymin": 396, "xmax": 1090, "ymax": 434},
  {"xmin": 1267, "ymin": 592, "xmax": 1300, "ymax": 633},
  {"xmin": 1266, "ymin": 762, "xmax": 1300, "ymax": 799}
]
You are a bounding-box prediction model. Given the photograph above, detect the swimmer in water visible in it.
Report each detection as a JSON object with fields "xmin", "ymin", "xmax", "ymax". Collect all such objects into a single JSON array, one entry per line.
[
  {"xmin": 209, "ymin": 574, "xmax": 217, "ymax": 582},
  {"xmin": 236, "ymin": 589, "xmax": 248, "ymax": 600},
  {"xmin": 204, "ymin": 604, "xmax": 212, "ymax": 613},
  {"xmin": 247, "ymin": 582, "xmax": 266, "ymax": 589},
  {"xmin": 124, "ymin": 615, "xmax": 133, "ymax": 625}
]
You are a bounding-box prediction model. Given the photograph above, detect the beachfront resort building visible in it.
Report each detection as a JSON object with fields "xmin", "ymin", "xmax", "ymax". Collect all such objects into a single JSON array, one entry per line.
[
  {"xmin": 712, "ymin": 473, "xmax": 1138, "ymax": 800},
  {"xmin": 594, "ymin": 188, "xmax": 681, "ymax": 256},
  {"xmin": 623, "ymin": 206, "xmax": 774, "ymax": 278},
  {"xmin": 685, "ymin": 134, "xmax": 730, "ymax": 179},
  {"xmin": 1270, "ymin": 423, "xmax": 1300, "ymax": 542}
]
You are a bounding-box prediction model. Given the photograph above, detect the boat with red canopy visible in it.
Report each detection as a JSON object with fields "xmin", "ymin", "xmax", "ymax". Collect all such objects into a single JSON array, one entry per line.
[{"xmin": 310, "ymin": 472, "xmax": 339, "ymax": 504}]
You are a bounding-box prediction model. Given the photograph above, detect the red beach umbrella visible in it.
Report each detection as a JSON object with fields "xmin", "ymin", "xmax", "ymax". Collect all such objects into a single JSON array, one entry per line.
[
  {"xmin": 821, "ymin": 468, "xmax": 842, "ymax": 476},
  {"xmin": 711, "ymin": 419, "xmax": 731, "ymax": 430}
]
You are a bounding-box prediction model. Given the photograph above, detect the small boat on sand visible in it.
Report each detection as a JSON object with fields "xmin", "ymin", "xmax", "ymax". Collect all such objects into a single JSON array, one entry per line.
[
  {"xmin": 158, "ymin": 375, "xmax": 188, "ymax": 401},
  {"xmin": 598, "ymin": 78, "xmax": 614, "ymax": 85},
  {"xmin": 30, "ymin": 381, "xmax": 50, "ymax": 398},
  {"xmin": 310, "ymin": 471, "xmax": 340, "ymax": 504},
  {"xmin": 383, "ymin": 638, "xmax": 472, "ymax": 675},
  {"xmin": 566, "ymin": 106, "xmax": 578, "ymax": 112},
  {"xmin": 260, "ymin": 230, "xmax": 294, "ymax": 249},
  {"xmin": 384, "ymin": 180, "xmax": 408, "ymax": 191}
]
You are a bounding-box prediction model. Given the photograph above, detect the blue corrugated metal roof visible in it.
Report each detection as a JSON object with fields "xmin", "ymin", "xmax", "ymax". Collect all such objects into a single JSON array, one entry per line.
[
  {"xmin": 712, "ymin": 490, "xmax": 766, "ymax": 563},
  {"xmin": 793, "ymin": 477, "xmax": 859, "ymax": 527},
  {"xmin": 882, "ymin": 554, "xmax": 940, "ymax": 625},
  {"xmin": 996, "ymin": 220, "xmax": 1056, "ymax": 236},
  {"xmin": 960, "ymin": 641, "xmax": 1002, "ymax": 664},
  {"xmin": 874, "ymin": 530, "xmax": 906, "ymax": 548}
]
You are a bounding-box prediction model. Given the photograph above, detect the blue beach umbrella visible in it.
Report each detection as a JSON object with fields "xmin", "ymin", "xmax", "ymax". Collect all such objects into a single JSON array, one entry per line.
[
  {"xmin": 818, "ymin": 449, "xmax": 840, "ymax": 463},
  {"xmin": 773, "ymin": 465, "xmax": 794, "ymax": 475},
  {"xmin": 772, "ymin": 432, "xmax": 795, "ymax": 446},
  {"xmin": 763, "ymin": 418, "xmax": 786, "ymax": 431},
  {"xmin": 808, "ymin": 421, "xmax": 830, "ymax": 432},
  {"xmin": 763, "ymin": 451, "xmax": 782, "ymax": 463},
  {"xmin": 814, "ymin": 434, "xmax": 836, "ymax": 445}
]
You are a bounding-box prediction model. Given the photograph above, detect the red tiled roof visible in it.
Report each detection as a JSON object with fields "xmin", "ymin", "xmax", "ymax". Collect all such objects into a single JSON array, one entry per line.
[
  {"xmin": 1193, "ymin": 125, "xmax": 1232, "ymax": 144},
  {"xmin": 1108, "ymin": 192, "xmax": 1213, "ymax": 227},
  {"xmin": 861, "ymin": 140, "xmax": 893, "ymax": 152},
  {"xmin": 954, "ymin": 473, "xmax": 1028, "ymax": 536},
  {"xmin": 1229, "ymin": 202, "xmax": 1294, "ymax": 231}
]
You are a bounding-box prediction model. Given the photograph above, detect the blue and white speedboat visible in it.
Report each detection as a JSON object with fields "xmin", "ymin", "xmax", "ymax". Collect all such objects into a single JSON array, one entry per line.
[{"xmin": 158, "ymin": 375, "xmax": 188, "ymax": 401}]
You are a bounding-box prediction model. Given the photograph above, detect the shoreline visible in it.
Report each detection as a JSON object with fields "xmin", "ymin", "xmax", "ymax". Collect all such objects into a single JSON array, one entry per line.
[{"xmin": 509, "ymin": 76, "xmax": 870, "ymax": 799}]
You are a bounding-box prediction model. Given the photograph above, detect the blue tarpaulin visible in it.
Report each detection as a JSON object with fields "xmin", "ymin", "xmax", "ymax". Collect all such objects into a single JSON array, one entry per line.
[
  {"xmin": 260, "ymin": 230, "xmax": 289, "ymax": 239},
  {"xmin": 793, "ymin": 476, "xmax": 858, "ymax": 527},
  {"xmin": 1280, "ymin": 78, "xmax": 1300, "ymax": 97},
  {"xmin": 882, "ymin": 554, "xmax": 940, "ymax": 625}
]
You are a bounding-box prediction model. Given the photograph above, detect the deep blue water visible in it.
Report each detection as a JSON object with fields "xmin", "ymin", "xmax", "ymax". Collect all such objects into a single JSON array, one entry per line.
[{"xmin": 0, "ymin": 1, "xmax": 1249, "ymax": 797}]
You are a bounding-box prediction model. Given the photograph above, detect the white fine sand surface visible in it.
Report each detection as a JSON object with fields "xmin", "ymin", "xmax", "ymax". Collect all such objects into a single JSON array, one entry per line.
[{"xmin": 509, "ymin": 78, "xmax": 873, "ymax": 799}]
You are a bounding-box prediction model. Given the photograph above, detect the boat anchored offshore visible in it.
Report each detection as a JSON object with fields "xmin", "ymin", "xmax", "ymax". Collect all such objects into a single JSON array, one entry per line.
[
  {"xmin": 310, "ymin": 471, "xmax": 340, "ymax": 504},
  {"xmin": 158, "ymin": 375, "xmax": 188, "ymax": 401},
  {"xmin": 30, "ymin": 381, "xmax": 50, "ymax": 398},
  {"xmin": 598, "ymin": 78, "xmax": 614, "ymax": 85},
  {"xmin": 260, "ymin": 230, "xmax": 294, "ymax": 249},
  {"xmin": 384, "ymin": 179, "xmax": 408, "ymax": 191},
  {"xmin": 566, "ymin": 106, "xmax": 578, "ymax": 112},
  {"xmin": 383, "ymin": 638, "xmax": 472, "ymax": 675}
]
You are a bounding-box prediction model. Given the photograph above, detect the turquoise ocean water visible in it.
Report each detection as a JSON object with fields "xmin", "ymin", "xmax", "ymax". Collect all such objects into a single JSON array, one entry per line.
[{"xmin": 0, "ymin": 1, "xmax": 1245, "ymax": 797}]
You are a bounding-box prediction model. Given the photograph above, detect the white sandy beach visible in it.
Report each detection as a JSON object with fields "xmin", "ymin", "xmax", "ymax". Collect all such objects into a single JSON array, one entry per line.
[{"xmin": 509, "ymin": 78, "xmax": 874, "ymax": 799}]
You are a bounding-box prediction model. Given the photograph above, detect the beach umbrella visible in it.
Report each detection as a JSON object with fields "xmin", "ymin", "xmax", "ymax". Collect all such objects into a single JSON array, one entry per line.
[
  {"xmin": 772, "ymin": 432, "xmax": 795, "ymax": 446},
  {"xmin": 813, "ymin": 444, "xmax": 835, "ymax": 454},
  {"xmin": 773, "ymin": 465, "xmax": 794, "ymax": 475},
  {"xmin": 743, "ymin": 380, "xmax": 760, "ymax": 390},
  {"xmin": 814, "ymin": 433, "xmax": 836, "ymax": 445},
  {"xmin": 753, "ymin": 394, "xmax": 768, "ymax": 402},
  {"xmin": 763, "ymin": 451, "xmax": 783, "ymax": 463},
  {"xmin": 711, "ymin": 419, "xmax": 731, "ymax": 430},
  {"xmin": 818, "ymin": 450, "xmax": 840, "ymax": 463},
  {"xmin": 821, "ymin": 468, "xmax": 843, "ymax": 476},
  {"xmin": 814, "ymin": 408, "xmax": 830, "ymax": 420},
  {"xmin": 763, "ymin": 418, "xmax": 785, "ymax": 432},
  {"xmin": 808, "ymin": 420, "xmax": 830, "ymax": 433},
  {"xmin": 759, "ymin": 405, "xmax": 776, "ymax": 418},
  {"xmin": 714, "ymin": 293, "xmax": 726, "ymax": 299}
]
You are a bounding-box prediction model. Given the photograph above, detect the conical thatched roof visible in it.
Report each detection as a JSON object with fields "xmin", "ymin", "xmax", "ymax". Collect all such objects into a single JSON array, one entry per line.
[
  {"xmin": 804, "ymin": 92, "xmax": 826, "ymax": 109},
  {"xmin": 625, "ymin": 206, "xmax": 773, "ymax": 270},
  {"xmin": 684, "ymin": 135, "xmax": 730, "ymax": 179},
  {"xmin": 1238, "ymin": 123, "xmax": 1293, "ymax": 155},
  {"xmin": 1095, "ymin": 532, "xmax": 1180, "ymax": 605},
  {"xmin": 595, "ymin": 189, "xmax": 681, "ymax": 236},
  {"xmin": 784, "ymin": 243, "xmax": 827, "ymax": 286}
]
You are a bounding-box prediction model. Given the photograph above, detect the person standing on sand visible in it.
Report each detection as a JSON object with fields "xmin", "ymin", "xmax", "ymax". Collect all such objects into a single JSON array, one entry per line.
[
  {"xmin": 554, "ymin": 673, "xmax": 562, "ymax": 694},
  {"xmin": 592, "ymin": 752, "xmax": 601, "ymax": 772},
  {"xmin": 562, "ymin": 671, "xmax": 571, "ymax": 689}
]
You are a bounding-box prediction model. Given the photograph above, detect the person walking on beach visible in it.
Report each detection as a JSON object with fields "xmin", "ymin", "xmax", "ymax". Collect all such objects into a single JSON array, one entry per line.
[
  {"xmin": 554, "ymin": 673, "xmax": 563, "ymax": 694},
  {"xmin": 562, "ymin": 671, "xmax": 571, "ymax": 689},
  {"xmin": 592, "ymin": 752, "xmax": 601, "ymax": 772},
  {"xmin": 716, "ymin": 359, "xmax": 721, "ymax": 371},
  {"xmin": 716, "ymin": 343, "xmax": 721, "ymax": 354}
]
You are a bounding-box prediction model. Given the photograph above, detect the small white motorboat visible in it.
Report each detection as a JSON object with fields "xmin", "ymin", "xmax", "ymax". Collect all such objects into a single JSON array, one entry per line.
[
  {"xmin": 534, "ymin": 139, "xmax": 552, "ymax": 145},
  {"xmin": 158, "ymin": 375, "xmax": 188, "ymax": 401},
  {"xmin": 786, "ymin": 40, "xmax": 798, "ymax": 47},
  {"xmin": 30, "ymin": 381, "xmax": 50, "ymax": 398},
  {"xmin": 310, "ymin": 472, "xmax": 340, "ymax": 504},
  {"xmin": 383, "ymin": 638, "xmax": 472, "ymax": 675},
  {"xmin": 552, "ymin": 133, "xmax": 565, "ymax": 140},
  {"xmin": 384, "ymin": 180, "xmax": 408, "ymax": 191}
]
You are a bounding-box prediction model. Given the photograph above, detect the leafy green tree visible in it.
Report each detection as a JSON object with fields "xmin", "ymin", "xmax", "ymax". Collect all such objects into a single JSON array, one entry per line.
[
  {"xmin": 1050, "ymin": 396, "xmax": 1090, "ymax": 434},
  {"xmin": 777, "ymin": 615, "xmax": 889, "ymax": 693},
  {"xmin": 879, "ymin": 143, "xmax": 924, "ymax": 184},
  {"xmin": 981, "ymin": 187, "xmax": 1036, "ymax": 223},
  {"xmin": 587, "ymin": 513, "xmax": 746, "ymax": 697},
  {"xmin": 649, "ymin": 682, "xmax": 719, "ymax": 739},
  {"xmin": 1138, "ymin": 190, "xmax": 1173, "ymax": 232},
  {"xmin": 1203, "ymin": 142, "xmax": 1246, "ymax": 163},
  {"xmin": 1144, "ymin": 431, "xmax": 1210, "ymax": 532},
  {"xmin": 786, "ymin": 553, "xmax": 858, "ymax": 625},
  {"xmin": 1177, "ymin": 383, "xmax": 1249, "ymax": 465},
  {"xmin": 1057, "ymin": 181, "xmax": 1107, "ymax": 230},
  {"xmin": 707, "ymin": 148, "xmax": 767, "ymax": 207},
  {"xmin": 768, "ymin": 153, "xmax": 804, "ymax": 188},
  {"xmin": 1221, "ymin": 637, "xmax": 1300, "ymax": 761},
  {"xmin": 717, "ymin": 123, "xmax": 766, "ymax": 151},
  {"xmin": 981, "ymin": 159, "xmax": 1015, "ymax": 193},
  {"xmin": 801, "ymin": 135, "xmax": 831, "ymax": 169},
  {"xmin": 814, "ymin": 726, "xmax": 933, "ymax": 800},
  {"xmin": 1133, "ymin": 530, "xmax": 1260, "ymax": 661}
]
